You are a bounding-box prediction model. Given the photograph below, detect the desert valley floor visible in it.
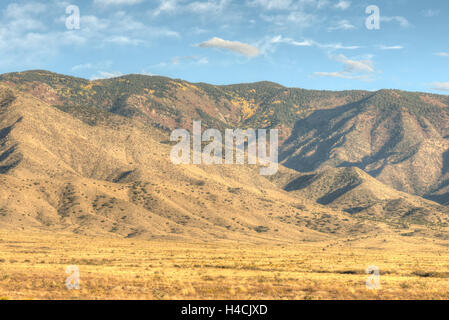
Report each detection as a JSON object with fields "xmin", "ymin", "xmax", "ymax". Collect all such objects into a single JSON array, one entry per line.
[{"xmin": 1, "ymin": 230, "xmax": 449, "ymax": 300}]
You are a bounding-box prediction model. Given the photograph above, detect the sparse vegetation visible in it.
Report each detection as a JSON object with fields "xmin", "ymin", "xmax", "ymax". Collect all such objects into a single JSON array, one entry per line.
[{"xmin": 0, "ymin": 230, "xmax": 448, "ymax": 300}]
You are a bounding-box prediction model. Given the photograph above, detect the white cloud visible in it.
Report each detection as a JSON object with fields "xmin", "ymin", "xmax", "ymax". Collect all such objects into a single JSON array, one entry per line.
[
  {"xmin": 60, "ymin": 13, "xmax": 177, "ymax": 50},
  {"xmin": 247, "ymin": 0, "xmax": 330, "ymax": 10},
  {"xmin": 435, "ymin": 52, "xmax": 449, "ymax": 58},
  {"xmin": 94, "ymin": 0, "xmax": 143, "ymax": 6},
  {"xmin": 314, "ymin": 54, "xmax": 375, "ymax": 81},
  {"xmin": 0, "ymin": 4, "xmax": 178, "ymax": 70},
  {"xmin": 268, "ymin": 35, "xmax": 313, "ymax": 47},
  {"xmin": 334, "ymin": 0, "xmax": 350, "ymax": 10},
  {"xmin": 78, "ymin": 12, "xmax": 179, "ymax": 45},
  {"xmin": 319, "ymin": 42, "xmax": 360, "ymax": 50},
  {"xmin": 0, "ymin": 2, "xmax": 72, "ymax": 67},
  {"xmin": 381, "ymin": 16, "xmax": 410, "ymax": 28},
  {"xmin": 197, "ymin": 37, "xmax": 261, "ymax": 58},
  {"xmin": 153, "ymin": 0, "xmax": 229, "ymax": 16},
  {"xmin": 80, "ymin": 15, "xmax": 110, "ymax": 31},
  {"xmin": 4, "ymin": 2, "xmax": 47, "ymax": 32},
  {"xmin": 317, "ymin": 0, "xmax": 329, "ymax": 9},
  {"xmin": 335, "ymin": 54, "xmax": 373, "ymax": 73},
  {"xmin": 261, "ymin": 11, "xmax": 318, "ymax": 28},
  {"xmin": 104, "ymin": 36, "xmax": 145, "ymax": 45},
  {"xmin": 261, "ymin": 35, "xmax": 360, "ymax": 54},
  {"xmin": 379, "ymin": 45, "xmax": 404, "ymax": 50},
  {"xmin": 5, "ymin": 2, "xmax": 46, "ymax": 19},
  {"xmin": 187, "ymin": 0, "xmax": 229, "ymax": 13},
  {"xmin": 328, "ymin": 19, "xmax": 355, "ymax": 31},
  {"xmin": 247, "ymin": 0, "xmax": 294, "ymax": 10},
  {"xmin": 284, "ymin": 11, "xmax": 317, "ymax": 25},
  {"xmin": 254, "ymin": 0, "xmax": 334, "ymax": 28},
  {"xmin": 430, "ymin": 82, "xmax": 449, "ymax": 92},
  {"xmin": 153, "ymin": 0, "xmax": 179, "ymax": 15},
  {"xmin": 111, "ymin": 11, "xmax": 180, "ymax": 37}
]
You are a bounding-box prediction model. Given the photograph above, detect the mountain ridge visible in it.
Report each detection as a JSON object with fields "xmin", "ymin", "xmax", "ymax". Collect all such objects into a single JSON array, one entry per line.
[{"xmin": 4, "ymin": 70, "xmax": 448, "ymax": 97}]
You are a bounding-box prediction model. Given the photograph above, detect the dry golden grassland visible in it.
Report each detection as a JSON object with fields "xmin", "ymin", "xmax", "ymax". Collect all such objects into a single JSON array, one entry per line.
[{"xmin": 1, "ymin": 230, "xmax": 449, "ymax": 300}]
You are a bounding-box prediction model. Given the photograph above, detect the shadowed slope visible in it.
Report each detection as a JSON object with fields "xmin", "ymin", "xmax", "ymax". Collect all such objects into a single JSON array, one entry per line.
[
  {"xmin": 279, "ymin": 90, "xmax": 449, "ymax": 198},
  {"xmin": 273, "ymin": 166, "xmax": 449, "ymax": 231}
]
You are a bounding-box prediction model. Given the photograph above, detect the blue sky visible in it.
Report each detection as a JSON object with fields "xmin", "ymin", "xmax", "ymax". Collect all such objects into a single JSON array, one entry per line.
[{"xmin": 1, "ymin": 0, "xmax": 448, "ymax": 93}]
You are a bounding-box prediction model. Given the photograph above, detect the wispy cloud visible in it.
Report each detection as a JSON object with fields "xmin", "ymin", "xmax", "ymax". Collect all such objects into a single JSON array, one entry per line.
[
  {"xmin": 153, "ymin": 0, "xmax": 229, "ymax": 16},
  {"xmin": 319, "ymin": 43, "xmax": 360, "ymax": 50},
  {"xmin": 334, "ymin": 54, "xmax": 374, "ymax": 73},
  {"xmin": 267, "ymin": 35, "xmax": 313, "ymax": 47},
  {"xmin": 4, "ymin": 2, "xmax": 47, "ymax": 32},
  {"xmin": 74, "ymin": 12, "xmax": 179, "ymax": 47},
  {"xmin": 153, "ymin": 0, "xmax": 178, "ymax": 16},
  {"xmin": 313, "ymin": 54, "xmax": 375, "ymax": 81},
  {"xmin": 328, "ymin": 19, "xmax": 355, "ymax": 31},
  {"xmin": 94, "ymin": 0, "xmax": 143, "ymax": 6},
  {"xmin": 379, "ymin": 45, "xmax": 404, "ymax": 50},
  {"xmin": 380, "ymin": 16, "xmax": 410, "ymax": 28},
  {"xmin": 261, "ymin": 35, "xmax": 360, "ymax": 54},
  {"xmin": 188, "ymin": 0, "xmax": 229, "ymax": 13},
  {"xmin": 334, "ymin": 0, "xmax": 350, "ymax": 10},
  {"xmin": 197, "ymin": 37, "xmax": 260, "ymax": 58},
  {"xmin": 104, "ymin": 36, "xmax": 145, "ymax": 45},
  {"xmin": 430, "ymin": 82, "xmax": 449, "ymax": 92},
  {"xmin": 0, "ymin": 3, "xmax": 179, "ymax": 70},
  {"xmin": 260, "ymin": 11, "xmax": 318, "ymax": 28},
  {"xmin": 0, "ymin": 2, "xmax": 85, "ymax": 67},
  {"xmin": 252, "ymin": 0, "xmax": 336, "ymax": 29},
  {"xmin": 247, "ymin": 0, "xmax": 294, "ymax": 10},
  {"xmin": 247, "ymin": 0, "xmax": 330, "ymax": 11},
  {"xmin": 77, "ymin": 11, "xmax": 179, "ymax": 44}
]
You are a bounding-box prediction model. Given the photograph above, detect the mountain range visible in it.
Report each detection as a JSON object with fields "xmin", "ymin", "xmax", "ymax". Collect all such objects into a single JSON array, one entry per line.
[{"xmin": 1, "ymin": 70, "xmax": 449, "ymax": 242}]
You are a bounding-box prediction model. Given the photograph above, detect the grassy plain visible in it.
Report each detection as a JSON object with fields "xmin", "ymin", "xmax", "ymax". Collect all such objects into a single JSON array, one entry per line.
[{"xmin": 1, "ymin": 230, "xmax": 449, "ymax": 300}]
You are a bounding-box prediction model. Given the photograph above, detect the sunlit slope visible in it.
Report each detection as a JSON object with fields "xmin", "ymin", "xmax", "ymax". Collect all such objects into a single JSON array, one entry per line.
[{"xmin": 1, "ymin": 84, "xmax": 378, "ymax": 241}]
